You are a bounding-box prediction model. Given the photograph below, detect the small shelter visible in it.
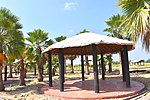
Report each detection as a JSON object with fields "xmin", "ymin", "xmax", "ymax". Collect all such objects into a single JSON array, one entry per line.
[
  {"xmin": 43, "ymin": 33, "xmax": 134, "ymax": 93},
  {"xmin": 131, "ymin": 59, "xmax": 145, "ymax": 66}
]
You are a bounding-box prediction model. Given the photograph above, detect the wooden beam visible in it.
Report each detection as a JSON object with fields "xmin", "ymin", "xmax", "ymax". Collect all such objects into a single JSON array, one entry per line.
[
  {"xmin": 120, "ymin": 50, "xmax": 126, "ymax": 82},
  {"xmin": 81, "ymin": 55, "xmax": 84, "ymax": 81},
  {"xmin": 123, "ymin": 46, "xmax": 131, "ymax": 88},
  {"xmin": 58, "ymin": 48, "xmax": 64, "ymax": 91},
  {"xmin": 92, "ymin": 44, "xmax": 99, "ymax": 93},
  {"xmin": 101, "ymin": 54, "xmax": 105, "ymax": 80},
  {"xmin": 48, "ymin": 52, "xmax": 52, "ymax": 87}
]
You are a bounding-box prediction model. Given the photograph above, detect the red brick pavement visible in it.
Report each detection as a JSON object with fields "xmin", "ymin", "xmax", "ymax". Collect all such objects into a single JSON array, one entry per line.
[{"xmin": 41, "ymin": 79, "xmax": 145, "ymax": 99}]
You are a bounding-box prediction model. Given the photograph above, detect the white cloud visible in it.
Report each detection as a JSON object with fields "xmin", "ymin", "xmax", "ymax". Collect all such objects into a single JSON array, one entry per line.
[
  {"xmin": 64, "ymin": 2, "xmax": 78, "ymax": 10},
  {"xmin": 69, "ymin": 29, "xmax": 73, "ymax": 33}
]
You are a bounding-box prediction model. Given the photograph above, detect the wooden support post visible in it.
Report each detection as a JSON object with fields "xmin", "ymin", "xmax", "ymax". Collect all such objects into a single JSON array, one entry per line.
[
  {"xmin": 123, "ymin": 46, "xmax": 131, "ymax": 88},
  {"xmin": 58, "ymin": 48, "xmax": 64, "ymax": 91},
  {"xmin": 81, "ymin": 55, "xmax": 84, "ymax": 81},
  {"xmin": 48, "ymin": 52, "xmax": 52, "ymax": 87},
  {"xmin": 120, "ymin": 50, "xmax": 126, "ymax": 82},
  {"xmin": 92, "ymin": 44, "xmax": 99, "ymax": 93},
  {"xmin": 101, "ymin": 54, "xmax": 105, "ymax": 80},
  {"xmin": 62, "ymin": 55, "xmax": 65, "ymax": 83}
]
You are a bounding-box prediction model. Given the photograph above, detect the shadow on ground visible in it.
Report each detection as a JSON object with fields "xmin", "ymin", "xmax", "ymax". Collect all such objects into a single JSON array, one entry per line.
[{"xmin": 0, "ymin": 77, "xmax": 46, "ymax": 96}]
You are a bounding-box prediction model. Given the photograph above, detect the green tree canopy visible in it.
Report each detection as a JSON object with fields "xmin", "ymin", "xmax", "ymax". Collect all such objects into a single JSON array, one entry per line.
[
  {"xmin": 26, "ymin": 29, "xmax": 50, "ymax": 81},
  {"xmin": 55, "ymin": 35, "xmax": 67, "ymax": 42},
  {"xmin": 117, "ymin": 0, "xmax": 150, "ymax": 51}
]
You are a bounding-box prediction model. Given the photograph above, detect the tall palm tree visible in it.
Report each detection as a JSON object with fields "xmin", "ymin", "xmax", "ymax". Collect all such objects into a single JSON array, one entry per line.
[
  {"xmin": 117, "ymin": 0, "xmax": 150, "ymax": 51},
  {"xmin": 0, "ymin": 7, "xmax": 23, "ymax": 90},
  {"xmin": 26, "ymin": 29, "xmax": 49, "ymax": 82},
  {"xmin": 104, "ymin": 14, "xmax": 130, "ymax": 39},
  {"xmin": 25, "ymin": 46, "xmax": 37, "ymax": 75},
  {"xmin": 7, "ymin": 30, "xmax": 26, "ymax": 85},
  {"xmin": 77, "ymin": 29, "xmax": 90, "ymax": 75},
  {"xmin": 104, "ymin": 14, "xmax": 131, "ymax": 75},
  {"xmin": 17, "ymin": 45, "xmax": 26, "ymax": 86}
]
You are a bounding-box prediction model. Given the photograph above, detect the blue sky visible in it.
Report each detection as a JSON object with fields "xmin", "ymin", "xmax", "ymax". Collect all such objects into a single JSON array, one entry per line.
[{"xmin": 0, "ymin": 0, "xmax": 150, "ymax": 61}]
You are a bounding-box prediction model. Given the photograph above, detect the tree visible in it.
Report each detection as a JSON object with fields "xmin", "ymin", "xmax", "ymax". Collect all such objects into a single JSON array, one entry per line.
[
  {"xmin": 104, "ymin": 14, "xmax": 131, "ymax": 75},
  {"xmin": 66, "ymin": 55, "xmax": 76, "ymax": 73},
  {"xmin": 4, "ymin": 49, "xmax": 16, "ymax": 78},
  {"xmin": 7, "ymin": 57, "xmax": 15, "ymax": 78},
  {"xmin": 26, "ymin": 29, "xmax": 49, "ymax": 82},
  {"xmin": 25, "ymin": 46, "xmax": 36, "ymax": 75},
  {"xmin": 0, "ymin": 7, "xmax": 23, "ymax": 90},
  {"xmin": 26, "ymin": 39, "xmax": 54, "ymax": 76},
  {"xmin": 55, "ymin": 35, "xmax": 66, "ymax": 42},
  {"xmin": 117, "ymin": 0, "xmax": 150, "ymax": 51},
  {"xmin": 104, "ymin": 14, "xmax": 130, "ymax": 39},
  {"xmin": 77, "ymin": 29, "xmax": 90, "ymax": 75},
  {"xmin": 10, "ymin": 32, "xmax": 26, "ymax": 85},
  {"xmin": 55, "ymin": 35, "xmax": 67, "ymax": 73}
]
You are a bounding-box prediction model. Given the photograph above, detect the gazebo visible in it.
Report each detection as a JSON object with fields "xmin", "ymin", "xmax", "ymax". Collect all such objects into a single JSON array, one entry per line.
[{"xmin": 42, "ymin": 33, "xmax": 134, "ymax": 93}]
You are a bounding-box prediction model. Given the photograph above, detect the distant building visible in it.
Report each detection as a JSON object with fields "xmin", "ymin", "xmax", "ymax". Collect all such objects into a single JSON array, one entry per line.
[{"xmin": 131, "ymin": 60, "xmax": 145, "ymax": 66}]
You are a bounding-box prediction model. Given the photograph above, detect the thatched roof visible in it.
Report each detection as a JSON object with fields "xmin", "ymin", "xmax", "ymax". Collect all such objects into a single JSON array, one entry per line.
[{"xmin": 43, "ymin": 33, "xmax": 134, "ymax": 55}]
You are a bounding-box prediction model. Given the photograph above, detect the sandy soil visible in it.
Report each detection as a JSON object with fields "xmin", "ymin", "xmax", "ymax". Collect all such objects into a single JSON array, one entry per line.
[
  {"xmin": 0, "ymin": 74, "xmax": 51, "ymax": 100},
  {"xmin": 0, "ymin": 73, "xmax": 149, "ymax": 100}
]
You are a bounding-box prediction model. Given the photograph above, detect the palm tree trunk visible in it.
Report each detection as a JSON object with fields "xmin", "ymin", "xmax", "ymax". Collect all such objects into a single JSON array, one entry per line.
[
  {"xmin": 108, "ymin": 62, "xmax": 112, "ymax": 73},
  {"xmin": 4, "ymin": 65, "xmax": 7, "ymax": 81},
  {"xmin": 85, "ymin": 55, "xmax": 90, "ymax": 75},
  {"xmin": 17, "ymin": 67, "xmax": 19, "ymax": 75},
  {"xmin": 108, "ymin": 55, "xmax": 112, "ymax": 73},
  {"xmin": 37, "ymin": 63, "xmax": 43, "ymax": 82},
  {"xmin": 34, "ymin": 66, "xmax": 36, "ymax": 75},
  {"xmin": 41, "ymin": 65, "xmax": 43, "ymax": 75},
  {"xmin": 8, "ymin": 64, "xmax": 13, "ymax": 78},
  {"xmin": 70, "ymin": 59, "xmax": 74, "ymax": 73},
  {"xmin": 24, "ymin": 68, "xmax": 27, "ymax": 78},
  {"xmin": 19, "ymin": 59, "xmax": 25, "ymax": 86},
  {"xmin": 0, "ymin": 48, "xmax": 5, "ymax": 91},
  {"xmin": 3, "ymin": 54, "xmax": 8, "ymax": 81},
  {"xmin": 0, "ymin": 66, "xmax": 5, "ymax": 91},
  {"xmin": 108, "ymin": 61, "xmax": 112, "ymax": 73}
]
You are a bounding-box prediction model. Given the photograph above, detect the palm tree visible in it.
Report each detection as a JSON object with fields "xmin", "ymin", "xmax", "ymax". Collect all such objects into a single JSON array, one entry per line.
[
  {"xmin": 105, "ymin": 55, "xmax": 113, "ymax": 73},
  {"xmin": 55, "ymin": 35, "xmax": 67, "ymax": 42},
  {"xmin": 7, "ymin": 56, "xmax": 15, "ymax": 78},
  {"xmin": 0, "ymin": 7, "xmax": 23, "ymax": 90},
  {"xmin": 104, "ymin": 14, "xmax": 131, "ymax": 75},
  {"xmin": 9, "ymin": 31, "xmax": 26, "ymax": 85},
  {"xmin": 117, "ymin": 0, "xmax": 150, "ymax": 51},
  {"xmin": 55, "ymin": 35, "xmax": 67, "ymax": 73},
  {"xmin": 77, "ymin": 29, "xmax": 90, "ymax": 75},
  {"xmin": 26, "ymin": 29, "xmax": 49, "ymax": 82},
  {"xmin": 66, "ymin": 55, "xmax": 76, "ymax": 73},
  {"xmin": 25, "ymin": 46, "xmax": 37, "ymax": 75},
  {"xmin": 18, "ymin": 50, "xmax": 26, "ymax": 86},
  {"xmin": 104, "ymin": 14, "xmax": 129, "ymax": 39}
]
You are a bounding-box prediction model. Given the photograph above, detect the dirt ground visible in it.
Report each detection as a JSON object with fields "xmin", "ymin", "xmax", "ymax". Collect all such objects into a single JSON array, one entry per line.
[
  {"xmin": 0, "ymin": 72, "xmax": 150, "ymax": 100},
  {"xmin": 0, "ymin": 74, "xmax": 51, "ymax": 100}
]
